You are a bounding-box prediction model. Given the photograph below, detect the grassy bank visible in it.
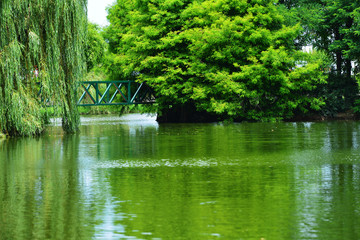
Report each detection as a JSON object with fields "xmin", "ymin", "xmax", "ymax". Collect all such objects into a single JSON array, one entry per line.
[
  {"xmin": 42, "ymin": 104, "xmax": 156, "ymax": 117},
  {"xmin": 78, "ymin": 105, "xmax": 142, "ymax": 115}
]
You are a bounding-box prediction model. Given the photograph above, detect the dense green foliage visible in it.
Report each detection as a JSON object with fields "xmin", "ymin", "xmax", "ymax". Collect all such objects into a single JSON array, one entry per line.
[
  {"xmin": 105, "ymin": 0, "xmax": 327, "ymax": 121},
  {"xmin": 279, "ymin": 0, "xmax": 360, "ymax": 114},
  {"xmin": 2, "ymin": 0, "xmax": 360, "ymax": 133},
  {"xmin": 85, "ymin": 23, "xmax": 107, "ymax": 71},
  {"xmin": 312, "ymin": 0, "xmax": 360, "ymax": 113},
  {"xmin": 0, "ymin": 0, "xmax": 87, "ymax": 136}
]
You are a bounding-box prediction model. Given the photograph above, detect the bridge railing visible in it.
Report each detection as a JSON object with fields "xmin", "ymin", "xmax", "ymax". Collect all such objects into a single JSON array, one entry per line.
[
  {"xmin": 77, "ymin": 80, "xmax": 155, "ymax": 106},
  {"xmin": 37, "ymin": 80, "xmax": 156, "ymax": 106}
]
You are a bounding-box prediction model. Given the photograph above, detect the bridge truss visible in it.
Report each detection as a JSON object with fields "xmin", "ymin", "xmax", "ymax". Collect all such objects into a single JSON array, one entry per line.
[
  {"xmin": 77, "ymin": 80, "xmax": 155, "ymax": 106},
  {"xmin": 38, "ymin": 80, "xmax": 155, "ymax": 106}
]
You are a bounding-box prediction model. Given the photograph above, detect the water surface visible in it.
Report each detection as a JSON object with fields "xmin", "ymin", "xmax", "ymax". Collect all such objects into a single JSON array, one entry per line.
[{"xmin": 0, "ymin": 114, "xmax": 359, "ymax": 239}]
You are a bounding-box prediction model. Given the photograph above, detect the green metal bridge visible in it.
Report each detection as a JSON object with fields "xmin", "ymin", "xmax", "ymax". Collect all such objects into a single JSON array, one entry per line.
[
  {"xmin": 77, "ymin": 80, "xmax": 155, "ymax": 106},
  {"xmin": 39, "ymin": 80, "xmax": 156, "ymax": 106}
]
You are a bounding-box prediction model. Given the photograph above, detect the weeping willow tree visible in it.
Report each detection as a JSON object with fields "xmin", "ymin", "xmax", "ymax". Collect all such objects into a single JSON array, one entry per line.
[{"xmin": 0, "ymin": 0, "xmax": 87, "ymax": 136}]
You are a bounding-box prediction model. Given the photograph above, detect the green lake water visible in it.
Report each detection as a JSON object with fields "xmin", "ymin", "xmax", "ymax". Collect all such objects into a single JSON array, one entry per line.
[{"xmin": 0, "ymin": 114, "xmax": 360, "ymax": 239}]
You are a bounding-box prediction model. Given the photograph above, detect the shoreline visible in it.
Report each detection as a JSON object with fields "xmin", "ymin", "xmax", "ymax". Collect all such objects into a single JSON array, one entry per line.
[{"xmin": 287, "ymin": 112, "xmax": 359, "ymax": 122}]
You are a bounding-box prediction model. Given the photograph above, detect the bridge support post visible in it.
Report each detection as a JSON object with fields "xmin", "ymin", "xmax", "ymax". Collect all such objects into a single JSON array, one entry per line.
[
  {"xmin": 106, "ymin": 83, "xmax": 110, "ymax": 103},
  {"xmin": 128, "ymin": 81, "xmax": 131, "ymax": 104},
  {"xmin": 95, "ymin": 83, "xmax": 99, "ymax": 104}
]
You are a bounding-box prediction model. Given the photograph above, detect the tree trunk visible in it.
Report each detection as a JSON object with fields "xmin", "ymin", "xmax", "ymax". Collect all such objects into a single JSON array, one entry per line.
[
  {"xmin": 157, "ymin": 103, "xmax": 219, "ymax": 123},
  {"xmin": 334, "ymin": 27, "xmax": 343, "ymax": 76}
]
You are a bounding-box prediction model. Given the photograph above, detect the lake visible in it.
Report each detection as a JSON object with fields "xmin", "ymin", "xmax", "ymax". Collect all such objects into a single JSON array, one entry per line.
[{"xmin": 0, "ymin": 114, "xmax": 359, "ymax": 239}]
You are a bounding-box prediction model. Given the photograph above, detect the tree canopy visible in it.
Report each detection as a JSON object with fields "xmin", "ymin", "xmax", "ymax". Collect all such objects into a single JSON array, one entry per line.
[
  {"xmin": 278, "ymin": 0, "xmax": 360, "ymax": 113},
  {"xmin": 0, "ymin": 0, "xmax": 87, "ymax": 135},
  {"xmin": 105, "ymin": 0, "xmax": 327, "ymax": 121}
]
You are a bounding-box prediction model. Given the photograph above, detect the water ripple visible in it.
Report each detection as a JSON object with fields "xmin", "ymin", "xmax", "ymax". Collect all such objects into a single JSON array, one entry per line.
[{"xmin": 91, "ymin": 159, "xmax": 220, "ymax": 168}]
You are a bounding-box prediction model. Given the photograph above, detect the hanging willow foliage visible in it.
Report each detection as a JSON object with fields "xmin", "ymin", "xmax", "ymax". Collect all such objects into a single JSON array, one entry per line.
[{"xmin": 0, "ymin": 0, "xmax": 87, "ymax": 136}]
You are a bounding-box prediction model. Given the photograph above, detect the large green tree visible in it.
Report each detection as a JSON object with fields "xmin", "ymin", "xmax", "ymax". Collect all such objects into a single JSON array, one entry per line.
[
  {"xmin": 0, "ymin": 0, "xmax": 87, "ymax": 135},
  {"xmin": 106, "ymin": 0, "xmax": 326, "ymax": 121}
]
